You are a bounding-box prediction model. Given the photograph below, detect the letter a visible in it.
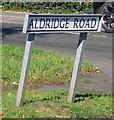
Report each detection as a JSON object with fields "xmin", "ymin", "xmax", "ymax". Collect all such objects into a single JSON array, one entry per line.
[
  {"xmin": 28, "ymin": 19, "xmax": 34, "ymax": 29},
  {"xmin": 91, "ymin": 18, "xmax": 96, "ymax": 28}
]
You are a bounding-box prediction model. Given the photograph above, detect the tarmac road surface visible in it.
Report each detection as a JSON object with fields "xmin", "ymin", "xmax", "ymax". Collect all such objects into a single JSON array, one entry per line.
[
  {"xmin": 1, "ymin": 11, "xmax": 113, "ymax": 93},
  {"xmin": 2, "ymin": 23, "xmax": 112, "ymax": 74}
]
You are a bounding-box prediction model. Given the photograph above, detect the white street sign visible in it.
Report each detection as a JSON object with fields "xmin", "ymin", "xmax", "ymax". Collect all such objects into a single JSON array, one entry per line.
[
  {"xmin": 23, "ymin": 14, "xmax": 102, "ymax": 33},
  {"xmin": 16, "ymin": 14, "xmax": 103, "ymax": 106}
]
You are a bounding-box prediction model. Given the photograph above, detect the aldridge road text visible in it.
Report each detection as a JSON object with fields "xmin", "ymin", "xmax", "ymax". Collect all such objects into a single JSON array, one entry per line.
[{"xmin": 27, "ymin": 17, "xmax": 98, "ymax": 31}]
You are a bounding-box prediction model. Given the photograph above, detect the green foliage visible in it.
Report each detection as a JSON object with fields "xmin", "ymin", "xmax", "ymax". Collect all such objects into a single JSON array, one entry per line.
[
  {"xmin": 1, "ymin": 2, "xmax": 93, "ymax": 14},
  {"xmin": 2, "ymin": 90, "xmax": 112, "ymax": 118},
  {"xmin": 69, "ymin": 94, "xmax": 112, "ymax": 118},
  {"xmin": 2, "ymin": 44, "xmax": 97, "ymax": 89}
]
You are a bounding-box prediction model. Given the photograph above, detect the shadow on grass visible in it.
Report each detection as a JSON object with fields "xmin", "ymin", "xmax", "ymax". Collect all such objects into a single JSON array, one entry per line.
[
  {"xmin": 23, "ymin": 92, "xmax": 108, "ymax": 105},
  {"xmin": 74, "ymin": 93, "xmax": 103, "ymax": 103}
]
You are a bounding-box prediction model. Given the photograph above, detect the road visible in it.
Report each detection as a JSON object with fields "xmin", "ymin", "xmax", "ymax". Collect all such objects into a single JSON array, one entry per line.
[{"xmin": 1, "ymin": 11, "xmax": 112, "ymax": 75}]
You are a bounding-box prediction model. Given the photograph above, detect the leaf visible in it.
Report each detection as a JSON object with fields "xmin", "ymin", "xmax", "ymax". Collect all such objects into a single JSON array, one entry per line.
[
  {"xmin": 94, "ymin": 67, "xmax": 101, "ymax": 73},
  {"xmin": 32, "ymin": 75, "xmax": 37, "ymax": 79},
  {"xmin": 0, "ymin": 112, "xmax": 4, "ymax": 116}
]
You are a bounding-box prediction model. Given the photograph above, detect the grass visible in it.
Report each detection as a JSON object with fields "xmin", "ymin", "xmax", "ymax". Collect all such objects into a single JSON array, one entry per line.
[
  {"xmin": 1, "ymin": 44, "xmax": 113, "ymax": 119},
  {"xmin": 2, "ymin": 44, "xmax": 99, "ymax": 90},
  {"xmin": 2, "ymin": 90, "xmax": 112, "ymax": 118},
  {"xmin": 79, "ymin": 79, "xmax": 91, "ymax": 84}
]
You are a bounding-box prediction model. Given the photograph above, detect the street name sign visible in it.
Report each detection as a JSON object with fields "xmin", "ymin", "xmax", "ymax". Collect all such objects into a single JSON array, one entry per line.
[
  {"xmin": 23, "ymin": 14, "xmax": 102, "ymax": 33},
  {"xmin": 16, "ymin": 14, "xmax": 103, "ymax": 106}
]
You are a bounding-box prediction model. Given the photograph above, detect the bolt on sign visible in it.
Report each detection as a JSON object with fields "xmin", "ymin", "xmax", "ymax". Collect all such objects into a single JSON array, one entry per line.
[{"xmin": 16, "ymin": 14, "xmax": 103, "ymax": 106}]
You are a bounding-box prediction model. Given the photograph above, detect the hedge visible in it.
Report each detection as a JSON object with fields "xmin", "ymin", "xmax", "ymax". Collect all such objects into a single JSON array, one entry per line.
[{"xmin": 1, "ymin": 2, "xmax": 93, "ymax": 14}]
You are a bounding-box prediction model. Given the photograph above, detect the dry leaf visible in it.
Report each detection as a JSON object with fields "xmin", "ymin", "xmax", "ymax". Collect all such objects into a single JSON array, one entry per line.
[{"xmin": 0, "ymin": 112, "xmax": 4, "ymax": 116}]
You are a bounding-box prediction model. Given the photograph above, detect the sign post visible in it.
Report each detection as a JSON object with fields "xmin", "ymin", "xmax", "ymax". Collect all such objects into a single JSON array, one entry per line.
[
  {"xmin": 16, "ymin": 14, "xmax": 102, "ymax": 106},
  {"xmin": 68, "ymin": 32, "xmax": 87, "ymax": 103},
  {"xmin": 16, "ymin": 33, "xmax": 35, "ymax": 106}
]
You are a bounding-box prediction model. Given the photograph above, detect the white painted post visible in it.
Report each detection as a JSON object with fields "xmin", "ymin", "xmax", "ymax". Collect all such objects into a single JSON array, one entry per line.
[
  {"xmin": 68, "ymin": 33, "xmax": 87, "ymax": 103},
  {"xmin": 16, "ymin": 33, "xmax": 35, "ymax": 106}
]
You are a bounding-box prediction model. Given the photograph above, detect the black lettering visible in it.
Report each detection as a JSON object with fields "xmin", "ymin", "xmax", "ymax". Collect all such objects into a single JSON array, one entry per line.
[
  {"xmin": 45, "ymin": 19, "xmax": 51, "ymax": 29},
  {"xmin": 91, "ymin": 18, "xmax": 96, "ymax": 28},
  {"xmin": 39, "ymin": 19, "xmax": 45, "ymax": 29},
  {"xmin": 28, "ymin": 19, "xmax": 34, "ymax": 29},
  {"xmin": 60, "ymin": 19, "xmax": 65, "ymax": 28},
  {"xmin": 84, "ymin": 19, "xmax": 90, "ymax": 28},
  {"xmin": 73, "ymin": 19, "xmax": 78, "ymax": 28},
  {"xmin": 65, "ymin": 18, "xmax": 69, "ymax": 28},
  {"xmin": 35, "ymin": 19, "xmax": 38, "ymax": 29},
  {"xmin": 53, "ymin": 19, "xmax": 59, "ymax": 28},
  {"xmin": 79, "ymin": 19, "xmax": 85, "ymax": 28},
  {"xmin": 51, "ymin": 19, "xmax": 54, "ymax": 28}
]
